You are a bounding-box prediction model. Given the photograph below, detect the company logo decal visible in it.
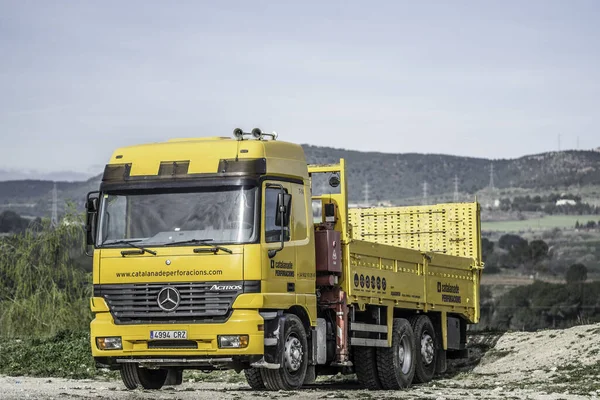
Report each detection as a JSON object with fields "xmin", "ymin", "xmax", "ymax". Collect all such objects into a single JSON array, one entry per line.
[
  {"xmin": 210, "ymin": 284, "xmax": 242, "ymax": 291},
  {"xmin": 157, "ymin": 287, "xmax": 181, "ymax": 312}
]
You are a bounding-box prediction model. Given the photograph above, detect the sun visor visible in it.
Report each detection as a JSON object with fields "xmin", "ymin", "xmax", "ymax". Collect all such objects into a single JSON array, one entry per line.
[{"xmin": 217, "ymin": 158, "xmax": 267, "ymax": 174}]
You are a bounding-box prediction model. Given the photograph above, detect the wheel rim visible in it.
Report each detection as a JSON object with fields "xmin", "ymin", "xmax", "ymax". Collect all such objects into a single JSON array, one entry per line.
[
  {"xmin": 420, "ymin": 332, "xmax": 435, "ymax": 365},
  {"xmin": 284, "ymin": 334, "xmax": 303, "ymax": 373},
  {"xmin": 398, "ymin": 333, "xmax": 413, "ymax": 375}
]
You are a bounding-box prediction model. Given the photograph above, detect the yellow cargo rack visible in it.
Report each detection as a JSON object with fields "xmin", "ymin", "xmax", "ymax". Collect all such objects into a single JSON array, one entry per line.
[{"xmin": 348, "ymin": 202, "xmax": 482, "ymax": 266}]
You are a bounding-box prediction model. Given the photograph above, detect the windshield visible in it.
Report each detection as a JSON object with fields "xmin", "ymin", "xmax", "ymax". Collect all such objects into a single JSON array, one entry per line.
[{"xmin": 97, "ymin": 185, "xmax": 257, "ymax": 246}]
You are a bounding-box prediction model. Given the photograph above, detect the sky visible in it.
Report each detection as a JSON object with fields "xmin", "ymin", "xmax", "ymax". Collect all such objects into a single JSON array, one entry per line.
[{"xmin": 1, "ymin": 0, "xmax": 599, "ymax": 176}]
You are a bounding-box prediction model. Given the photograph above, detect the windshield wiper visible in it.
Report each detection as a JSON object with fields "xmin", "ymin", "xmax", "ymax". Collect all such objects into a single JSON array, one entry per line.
[
  {"xmin": 165, "ymin": 238, "xmax": 214, "ymax": 246},
  {"xmin": 103, "ymin": 239, "xmax": 157, "ymax": 256},
  {"xmin": 163, "ymin": 238, "xmax": 232, "ymax": 254},
  {"xmin": 193, "ymin": 243, "xmax": 233, "ymax": 255}
]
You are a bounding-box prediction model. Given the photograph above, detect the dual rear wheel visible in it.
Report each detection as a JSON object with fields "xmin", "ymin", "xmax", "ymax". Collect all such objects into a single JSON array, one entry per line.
[{"xmin": 355, "ymin": 315, "xmax": 438, "ymax": 390}]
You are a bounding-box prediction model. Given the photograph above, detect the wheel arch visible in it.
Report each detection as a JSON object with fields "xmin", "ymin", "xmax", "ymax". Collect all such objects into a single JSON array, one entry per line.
[{"xmin": 286, "ymin": 305, "xmax": 312, "ymax": 334}]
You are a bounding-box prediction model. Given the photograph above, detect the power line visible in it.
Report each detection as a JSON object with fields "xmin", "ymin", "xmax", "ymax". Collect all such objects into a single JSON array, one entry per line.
[
  {"xmin": 453, "ymin": 175, "xmax": 459, "ymax": 202},
  {"xmin": 488, "ymin": 163, "xmax": 495, "ymax": 191},
  {"xmin": 51, "ymin": 182, "xmax": 58, "ymax": 227}
]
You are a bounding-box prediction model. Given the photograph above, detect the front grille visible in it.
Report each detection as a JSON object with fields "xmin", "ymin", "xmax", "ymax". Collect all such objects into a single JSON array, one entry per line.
[
  {"xmin": 148, "ymin": 340, "xmax": 198, "ymax": 349},
  {"xmin": 94, "ymin": 280, "xmax": 260, "ymax": 324}
]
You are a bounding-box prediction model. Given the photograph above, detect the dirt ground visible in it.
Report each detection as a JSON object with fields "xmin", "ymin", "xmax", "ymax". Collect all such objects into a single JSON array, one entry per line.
[{"xmin": 2, "ymin": 323, "xmax": 599, "ymax": 400}]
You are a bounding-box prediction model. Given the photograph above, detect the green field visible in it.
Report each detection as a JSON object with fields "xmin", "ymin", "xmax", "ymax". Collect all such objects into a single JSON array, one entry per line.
[{"xmin": 482, "ymin": 214, "xmax": 599, "ymax": 232}]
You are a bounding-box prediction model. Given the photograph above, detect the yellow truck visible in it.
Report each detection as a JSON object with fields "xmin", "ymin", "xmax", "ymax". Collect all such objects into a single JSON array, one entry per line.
[{"xmin": 85, "ymin": 129, "xmax": 482, "ymax": 391}]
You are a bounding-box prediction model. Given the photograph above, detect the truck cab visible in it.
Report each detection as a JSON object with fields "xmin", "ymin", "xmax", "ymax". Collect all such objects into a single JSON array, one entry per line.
[{"xmin": 88, "ymin": 130, "xmax": 317, "ymax": 389}]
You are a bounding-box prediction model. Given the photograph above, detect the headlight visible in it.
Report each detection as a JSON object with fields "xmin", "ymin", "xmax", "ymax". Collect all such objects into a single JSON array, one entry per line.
[
  {"xmin": 218, "ymin": 335, "xmax": 249, "ymax": 348},
  {"xmin": 96, "ymin": 336, "xmax": 122, "ymax": 350}
]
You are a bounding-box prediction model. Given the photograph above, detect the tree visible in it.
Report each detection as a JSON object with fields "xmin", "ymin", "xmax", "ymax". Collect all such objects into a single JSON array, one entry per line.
[
  {"xmin": 0, "ymin": 210, "xmax": 90, "ymax": 337},
  {"xmin": 498, "ymin": 234, "xmax": 529, "ymax": 264},
  {"xmin": 529, "ymin": 239, "xmax": 549, "ymax": 264},
  {"xmin": 0, "ymin": 210, "xmax": 30, "ymax": 233},
  {"xmin": 565, "ymin": 263, "xmax": 588, "ymax": 284},
  {"xmin": 481, "ymin": 238, "xmax": 495, "ymax": 262},
  {"xmin": 499, "ymin": 198, "xmax": 511, "ymax": 212}
]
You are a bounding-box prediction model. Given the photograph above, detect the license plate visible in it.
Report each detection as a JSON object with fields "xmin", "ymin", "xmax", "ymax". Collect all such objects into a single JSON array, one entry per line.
[{"xmin": 150, "ymin": 330, "xmax": 187, "ymax": 340}]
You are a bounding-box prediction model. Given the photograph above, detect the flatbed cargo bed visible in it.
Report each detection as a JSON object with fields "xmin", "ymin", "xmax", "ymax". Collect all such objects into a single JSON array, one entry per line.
[{"xmin": 341, "ymin": 202, "xmax": 482, "ymax": 324}]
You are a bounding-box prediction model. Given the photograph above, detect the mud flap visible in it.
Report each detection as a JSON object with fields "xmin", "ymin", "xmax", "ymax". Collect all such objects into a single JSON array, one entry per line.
[
  {"xmin": 435, "ymin": 349, "xmax": 447, "ymax": 374},
  {"xmin": 164, "ymin": 369, "xmax": 183, "ymax": 386},
  {"xmin": 263, "ymin": 315, "xmax": 286, "ymax": 365}
]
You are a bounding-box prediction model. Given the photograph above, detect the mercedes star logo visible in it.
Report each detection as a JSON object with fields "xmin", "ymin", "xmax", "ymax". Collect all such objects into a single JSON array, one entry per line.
[{"xmin": 157, "ymin": 287, "xmax": 181, "ymax": 312}]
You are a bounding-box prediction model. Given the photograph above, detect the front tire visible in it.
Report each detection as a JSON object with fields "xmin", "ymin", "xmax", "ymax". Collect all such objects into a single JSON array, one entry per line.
[
  {"xmin": 120, "ymin": 364, "xmax": 139, "ymax": 390},
  {"xmin": 376, "ymin": 318, "xmax": 416, "ymax": 389},
  {"xmin": 120, "ymin": 364, "xmax": 168, "ymax": 390},
  {"xmin": 244, "ymin": 368, "xmax": 266, "ymax": 389},
  {"xmin": 261, "ymin": 314, "xmax": 308, "ymax": 390},
  {"xmin": 138, "ymin": 367, "xmax": 168, "ymax": 389}
]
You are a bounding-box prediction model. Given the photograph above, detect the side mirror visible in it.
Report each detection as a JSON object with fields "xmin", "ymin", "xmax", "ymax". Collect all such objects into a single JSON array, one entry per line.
[
  {"xmin": 85, "ymin": 192, "xmax": 99, "ymax": 250},
  {"xmin": 268, "ymin": 186, "xmax": 291, "ymax": 259},
  {"xmin": 86, "ymin": 197, "xmax": 98, "ymax": 213},
  {"xmin": 275, "ymin": 193, "xmax": 292, "ymax": 227}
]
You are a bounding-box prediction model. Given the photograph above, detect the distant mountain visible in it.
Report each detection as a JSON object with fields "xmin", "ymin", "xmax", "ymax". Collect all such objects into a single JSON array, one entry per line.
[
  {"xmin": 1, "ymin": 146, "xmax": 599, "ymax": 218},
  {"xmin": 0, "ymin": 176, "xmax": 101, "ymax": 218},
  {"xmin": 0, "ymin": 169, "xmax": 95, "ymax": 182},
  {"xmin": 303, "ymin": 146, "xmax": 600, "ymax": 202}
]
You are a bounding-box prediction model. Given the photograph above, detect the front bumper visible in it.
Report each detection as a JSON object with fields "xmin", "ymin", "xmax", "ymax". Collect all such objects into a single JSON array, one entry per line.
[{"xmin": 90, "ymin": 307, "xmax": 264, "ymax": 365}]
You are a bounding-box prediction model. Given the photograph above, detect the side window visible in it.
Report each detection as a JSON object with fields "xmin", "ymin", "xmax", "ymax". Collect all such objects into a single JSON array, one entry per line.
[
  {"xmin": 100, "ymin": 195, "xmax": 127, "ymax": 243},
  {"xmin": 265, "ymin": 187, "xmax": 290, "ymax": 243}
]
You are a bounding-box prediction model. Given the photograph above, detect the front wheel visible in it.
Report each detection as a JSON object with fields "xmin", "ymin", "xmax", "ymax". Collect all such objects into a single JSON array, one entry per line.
[
  {"xmin": 244, "ymin": 368, "xmax": 266, "ymax": 389},
  {"xmin": 120, "ymin": 363, "xmax": 168, "ymax": 390},
  {"xmin": 261, "ymin": 314, "xmax": 308, "ymax": 390},
  {"xmin": 138, "ymin": 367, "xmax": 168, "ymax": 389}
]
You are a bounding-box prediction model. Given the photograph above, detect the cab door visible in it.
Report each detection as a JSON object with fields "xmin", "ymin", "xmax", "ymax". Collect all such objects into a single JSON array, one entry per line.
[{"xmin": 262, "ymin": 181, "xmax": 296, "ymax": 294}]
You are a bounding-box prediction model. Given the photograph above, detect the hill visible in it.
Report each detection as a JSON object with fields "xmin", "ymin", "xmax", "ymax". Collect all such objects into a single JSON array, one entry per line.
[
  {"xmin": 1, "ymin": 145, "xmax": 599, "ymax": 218},
  {"xmin": 0, "ymin": 169, "xmax": 95, "ymax": 182},
  {"xmin": 304, "ymin": 146, "xmax": 600, "ymax": 202}
]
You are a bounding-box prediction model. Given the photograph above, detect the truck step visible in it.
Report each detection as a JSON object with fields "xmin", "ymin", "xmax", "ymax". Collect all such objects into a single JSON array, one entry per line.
[
  {"xmin": 350, "ymin": 322, "xmax": 388, "ymax": 333},
  {"xmin": 350, "ymin": 338, "xmax": 388, "ymax": 347}
]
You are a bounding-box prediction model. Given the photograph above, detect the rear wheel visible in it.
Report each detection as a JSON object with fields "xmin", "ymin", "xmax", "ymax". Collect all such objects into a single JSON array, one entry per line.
[
  {"xmin": 376, "ymin": 318, "xmax": 416, "ymax": 389},
  {"xmin": 244, "ymin": 368, "xmax": 266, "ymax": 389},
  {"xmin": 354, "ymin": 346, "xmax": 383, "ymax": 390},
  {"xmin": 410, "ymin": 315, "xmax": 437, "ymax": 384},
  {"xmin": 261, "ymin": 314, "xmax": 308, "ymax": 390}
]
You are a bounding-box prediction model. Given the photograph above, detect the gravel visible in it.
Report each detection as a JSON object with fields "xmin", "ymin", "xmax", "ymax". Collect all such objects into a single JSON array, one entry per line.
[{"xmin": 2, "ymin": 323, "xmax": 599, "ymax": 400}]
